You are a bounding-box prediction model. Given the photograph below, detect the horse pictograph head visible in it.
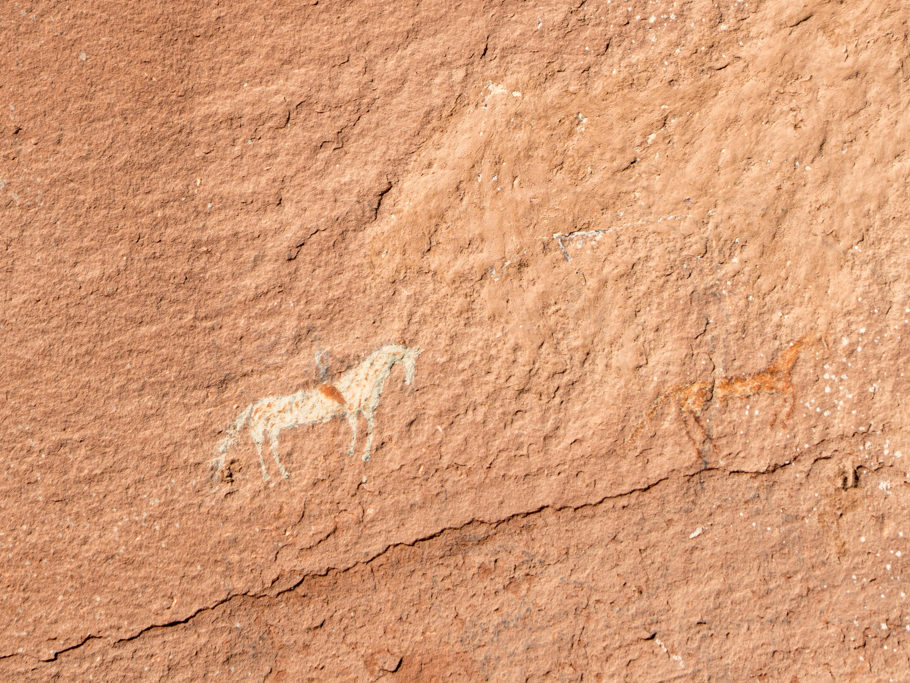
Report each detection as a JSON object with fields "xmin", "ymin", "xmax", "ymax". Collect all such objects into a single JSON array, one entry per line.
[
  {"xmin": 369, "ymin": 344, "xmax": 421, "ymax": 385},
  {"xmin": 400, "ymin": 346, "xmax": 421, "ymax": 385}
]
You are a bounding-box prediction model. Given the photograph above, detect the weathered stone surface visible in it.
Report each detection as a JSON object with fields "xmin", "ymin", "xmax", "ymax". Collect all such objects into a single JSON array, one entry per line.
[{"xmin": 1, "ymin": 0, "xmax": 908, "ymax": 678}]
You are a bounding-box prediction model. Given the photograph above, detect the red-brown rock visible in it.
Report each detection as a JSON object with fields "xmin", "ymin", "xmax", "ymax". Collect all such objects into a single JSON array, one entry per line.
[{"xmin": 1, "ymin": 0, "xmax": 908, "ymax": 678}]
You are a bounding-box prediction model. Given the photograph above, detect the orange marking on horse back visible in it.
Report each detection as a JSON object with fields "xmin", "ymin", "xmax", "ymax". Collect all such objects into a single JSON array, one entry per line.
[{"xmin": 318, "ymin": 383, "xmax": 347, "ymax": 405}]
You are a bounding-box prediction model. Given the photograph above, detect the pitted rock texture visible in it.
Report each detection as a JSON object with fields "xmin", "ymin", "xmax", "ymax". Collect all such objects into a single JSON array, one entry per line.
[{"xmin": 1, "ymin": 0, "xmax": 908, "ymax": 679}]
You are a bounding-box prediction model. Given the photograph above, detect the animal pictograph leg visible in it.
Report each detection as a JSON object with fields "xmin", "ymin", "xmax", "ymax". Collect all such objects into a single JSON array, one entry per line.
[
  {"xmin": 362, "ymin": 414, "xmax": 376, "ymax": 462},
  {"xmin": 346, "ymin": 412, "xmax": 359, "ymax": 457},
  {"xmin": 253, "ymin": 436, "xmax": 270, "ymax": 481},
  {"xmin": 268, "ymin": 430, "xmax": 290, "ymax": 479}
]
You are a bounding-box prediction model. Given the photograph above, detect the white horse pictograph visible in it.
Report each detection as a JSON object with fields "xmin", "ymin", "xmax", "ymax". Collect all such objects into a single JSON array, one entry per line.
[{"xmin": 213, "ymin": 344, "xmax": 421, "ymax": 480}]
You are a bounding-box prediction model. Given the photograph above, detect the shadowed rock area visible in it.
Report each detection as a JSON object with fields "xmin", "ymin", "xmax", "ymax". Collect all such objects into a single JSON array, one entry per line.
[{"xmin": 1, "ymin": 0, "xmax": 908, "ymax": 679}]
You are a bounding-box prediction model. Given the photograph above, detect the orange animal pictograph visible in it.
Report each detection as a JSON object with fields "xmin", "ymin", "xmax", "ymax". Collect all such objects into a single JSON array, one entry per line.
[{"xmin": 628, "ymin": 334, "xmax": 818, "ymax": 456}]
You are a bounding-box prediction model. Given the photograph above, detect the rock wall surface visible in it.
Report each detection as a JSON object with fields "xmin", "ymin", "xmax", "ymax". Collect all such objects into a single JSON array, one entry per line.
[{"xmin": 1, "ymin": 0, "xmax": 909, "ymax": 679}]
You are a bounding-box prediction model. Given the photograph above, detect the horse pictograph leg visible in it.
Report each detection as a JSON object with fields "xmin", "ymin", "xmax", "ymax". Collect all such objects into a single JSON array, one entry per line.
[
  {"xmin": 253, "ymin": 436, "xmax": 270, "ymax": 481},
  {"xmin": 678, "ymin": 406, "xmax": 711, "ymax": 464},
  {"xmin": 346, "ymin": 412, "xmax": 358, "ymax": 457},
  {"xmin": 362, "ymin": 414, "xmax": 376, "ymax": 462},
  {"xmin": 268, "ymin": 430, "xmax": 290, "ymax": 479}
]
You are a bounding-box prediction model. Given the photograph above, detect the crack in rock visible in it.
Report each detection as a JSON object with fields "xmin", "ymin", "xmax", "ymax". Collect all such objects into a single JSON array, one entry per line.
[{"xmin": 19, "ymin": 452, "xmax": 829, "ymax": 663}]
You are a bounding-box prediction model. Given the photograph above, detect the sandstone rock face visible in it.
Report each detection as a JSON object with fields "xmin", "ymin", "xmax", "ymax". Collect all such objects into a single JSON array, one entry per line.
[{"xmin": 2, "ymin": 0, "xmax": 908, "ymax": 679}]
